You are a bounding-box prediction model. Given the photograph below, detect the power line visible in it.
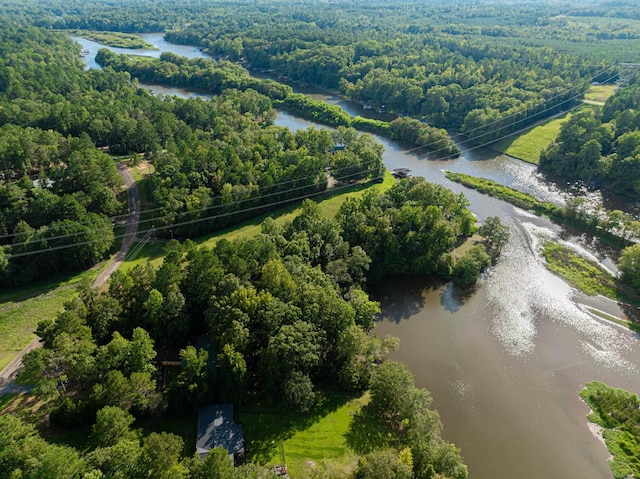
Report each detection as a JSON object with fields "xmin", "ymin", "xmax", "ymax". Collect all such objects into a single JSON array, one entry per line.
[
  {"xmin": 4, "ymin": 173, "xmax": 383, "ymax": 260},
  {"xmin": 0, "ymin": 154, "xmax": 380, "ymax": 243},
  {"xmin": 3, "ymin": 66, "xmax": 633, "ymax": 257},
  {"xmin": 398, "ymin": 66, "xmax": 619, "ymax": 156},
  {"xmin": 4, "ymin": 160, "xmax": 383, "ymax": 252},
  {"xmin": 0, "ymin": 65, "xmax": 620, "ymax": 243},
  {"xmin": 395, "ymin": 68, "xmax": 628, "ymax": 163},
  {"xmin": 4, "ymin": 65, "xmax": 632, "ymax": 257}
]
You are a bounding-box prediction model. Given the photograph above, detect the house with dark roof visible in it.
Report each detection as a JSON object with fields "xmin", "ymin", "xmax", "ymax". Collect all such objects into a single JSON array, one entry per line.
[{"xmin": 196, "ymin": 404, "xmax": 245, "ymax": 465}]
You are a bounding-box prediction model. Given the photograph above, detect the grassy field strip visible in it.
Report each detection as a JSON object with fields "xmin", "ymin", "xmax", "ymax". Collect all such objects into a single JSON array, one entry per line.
[
  {"xmin": 491, "ymin": 85, "xmax": 615, "ymax": 165},
  {"xmin": 491, "ymin": 111, "xmax": 573, "ymax": 164},
  {"xmin": 122, "ymin": 172, "xmax": 396, "ymax": 271},
  {"xmin": 0, "ymin": 269, "xmax": 99, "ymax": 371}
]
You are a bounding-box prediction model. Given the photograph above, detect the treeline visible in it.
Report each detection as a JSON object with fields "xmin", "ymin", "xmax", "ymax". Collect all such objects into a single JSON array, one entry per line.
[
  {"xmin": 96, "ymin": 49, "xmax": 460, "ymax": 157},
  {"xmin": 539, "ymin": 82, "xmax": 640, "ymax": 200},
  {"xmin": 15, "ymin": 184, "xmax": 475, "ymax": 478},
  {"xmin": 95, "ymin": 50, "xmax": 293, "ymax": 100}
]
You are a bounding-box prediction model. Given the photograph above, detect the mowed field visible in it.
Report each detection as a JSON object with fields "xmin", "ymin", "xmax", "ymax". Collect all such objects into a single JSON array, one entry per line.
[
  {"xmin": 239, "ymin": 392, "xmax": 368, "ymax": 478},
  {"xmin": 491, "ymin": 84, "xmax": 617, "ymax": 164},
  {"xmin": 491, "ymin": 111, "xmax": 573, "ymax": 164}
]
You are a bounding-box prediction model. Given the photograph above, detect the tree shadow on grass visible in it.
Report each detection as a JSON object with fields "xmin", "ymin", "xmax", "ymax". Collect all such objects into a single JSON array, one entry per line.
[
  {"xmin": 238, "ymin": 389, "xmax": 358, "ymax": 465},
  {"xmin": 344, "ymin": 405, "xmax": 387, "ymax": 455}
]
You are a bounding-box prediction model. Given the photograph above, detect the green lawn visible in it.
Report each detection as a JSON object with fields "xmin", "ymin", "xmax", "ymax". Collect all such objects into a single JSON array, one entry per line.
[
  {"xmin": 492, "ymin": 85, "xmax": 613, "ymax": 164},
  {"xmin": 0, "ymin": 269, "xmax": 99, "ymax": 371},
  {"xmin": 491, "ymin": 111, "xmax": 573, "ymax": 164},
  {"xmin": 239, "ymin": 391, "xmax": 368, "ymax": 478},
  {"xmin": 583, "ymin": 84, "xmax": 617, "ymax": 105}
]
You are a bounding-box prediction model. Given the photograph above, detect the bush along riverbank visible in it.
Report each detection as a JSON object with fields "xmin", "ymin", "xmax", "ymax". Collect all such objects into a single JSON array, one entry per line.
[
  {"xmin": 95, "ymin": 48, "xmax": 460, "ymax": 157},
  {"xmin": 579, "ymin": 381, "xmax": 640, "ymax": 479},
  {"xmin": 444, "ymin": 171, "xmax": 640, "ymax": 249},
  {"xmin": 541, "ymin": 242, "xmax": 640, "ymax": 313}
]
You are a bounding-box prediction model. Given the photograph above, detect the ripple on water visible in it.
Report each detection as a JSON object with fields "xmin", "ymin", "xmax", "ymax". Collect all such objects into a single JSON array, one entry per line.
[
  {"xmin": 485, "ymin": 218, "xmax": 638, "ymax": 373},
  {"xmin": 484, "ymin": 219, "xmax": 542, "ymax": 356},
  {"xmin": 500, "ymin": 160, "xmax": 567, "ymax": 205}
]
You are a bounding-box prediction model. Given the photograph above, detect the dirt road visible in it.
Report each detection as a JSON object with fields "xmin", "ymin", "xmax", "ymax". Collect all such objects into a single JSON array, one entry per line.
[{"xmin": 0, "ymin": 162, "xmax": 140, "ymax": 397}]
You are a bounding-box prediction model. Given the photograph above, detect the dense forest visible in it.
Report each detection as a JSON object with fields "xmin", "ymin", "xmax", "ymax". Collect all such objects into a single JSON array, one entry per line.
[{"xmin": 152, "ymin": 2, "xmax": 602, "ymax": 141}]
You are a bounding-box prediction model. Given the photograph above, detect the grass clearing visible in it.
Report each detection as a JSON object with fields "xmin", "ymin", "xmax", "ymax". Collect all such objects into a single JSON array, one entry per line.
[
  {"xmin": 584, "ymin": 84, "xmax": 617, "ymax": 105},
  {"xmin": 491, "ymin": 111, "xmax": 573, "ymax": 164},
  {"xmin": 127, "ymin": 158, "xmax": 155, "ymax": 183},
  {"xmin": 239, "ymin": 391, "xmax": 367, "ymax": 478},
  {"xmin": 451, "ymin": 234, "xmax": 483, "ymax": 260},
  {"xmin": 0, "ymin": 269, "xmax": 99, "ymax": 371}
]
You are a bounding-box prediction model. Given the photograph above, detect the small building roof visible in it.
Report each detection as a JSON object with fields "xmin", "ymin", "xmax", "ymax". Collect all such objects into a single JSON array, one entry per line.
[{"xmin": 196, "ymin": 404, "xmax": 245, "ymax": 461}]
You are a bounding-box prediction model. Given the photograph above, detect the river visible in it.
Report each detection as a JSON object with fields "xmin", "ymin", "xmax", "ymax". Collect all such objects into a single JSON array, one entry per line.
[{"xmin": 73, "ymin": 33, "xmax": 640, "ymax": 479}]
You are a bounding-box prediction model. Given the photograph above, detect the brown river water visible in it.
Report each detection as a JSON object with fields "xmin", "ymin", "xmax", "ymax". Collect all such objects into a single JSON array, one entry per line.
[{"xmin": 75, "ymin": 33, "xmax": 640, "ymax": 478}]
